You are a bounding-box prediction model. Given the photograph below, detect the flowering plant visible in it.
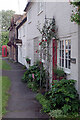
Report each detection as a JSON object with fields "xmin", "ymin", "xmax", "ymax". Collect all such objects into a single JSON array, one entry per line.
[{"xmin": 70, "ymin": 0, "xmax": 80, "ymax": 24}]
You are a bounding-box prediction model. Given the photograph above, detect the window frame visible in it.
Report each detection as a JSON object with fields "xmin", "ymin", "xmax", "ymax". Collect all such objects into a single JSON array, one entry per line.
[
  {"xmin": 59, "ymin": 38, "xmax": 71, "ymax": 74},
  {"xmin": 28, "ymin": 8, "xmax": 32, "ymax": 24},
  {"xmin": 37, "ymin": 2, "xmax": 43, "ymax": 15}
]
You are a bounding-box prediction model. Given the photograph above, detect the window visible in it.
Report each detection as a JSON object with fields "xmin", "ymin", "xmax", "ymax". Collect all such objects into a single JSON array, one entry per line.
[
  {"xmin": 59, "ymin": 39, "xmax": 71, "ymax": 70},
  {"xmin": 23, "ymin": 25, "xmax": 25, "ymax": 37},
  {"xmin": 28, "ymin": 8, "xmax": 32, "ymax": 23},
  {"xmin": 38, "ymin": 2, "xmax": 43, "ymax": 14}
]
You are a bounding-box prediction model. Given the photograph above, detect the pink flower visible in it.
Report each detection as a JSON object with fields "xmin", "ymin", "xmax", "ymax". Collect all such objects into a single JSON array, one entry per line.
[
  {"xmin": 32, "ymin": 74, "xmax": 34, "ymax": 79},
  {"xmin": 45, "ymin": 39, "xmax": 47, "ymax": 42}
]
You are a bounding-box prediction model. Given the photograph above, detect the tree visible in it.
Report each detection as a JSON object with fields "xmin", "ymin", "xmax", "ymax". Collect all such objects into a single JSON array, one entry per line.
[
  {"xmin": 0, "ymin": 10, "xmax": 15, "ymax": 31},
  {"xmin": 0, "ymin": 10, "xmax": 15, "ymax": 47}
]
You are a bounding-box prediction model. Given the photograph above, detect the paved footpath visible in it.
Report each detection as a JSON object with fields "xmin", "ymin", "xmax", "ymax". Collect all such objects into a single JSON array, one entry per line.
[{"xmin": 2, "ymin": 58, "xmax": 49, "ymax": 119}]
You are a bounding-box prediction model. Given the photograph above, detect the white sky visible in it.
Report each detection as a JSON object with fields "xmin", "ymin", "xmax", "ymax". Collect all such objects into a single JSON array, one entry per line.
[{"xmin": 0, "ymin": 0, "xmax": 27, "ymax": 14}]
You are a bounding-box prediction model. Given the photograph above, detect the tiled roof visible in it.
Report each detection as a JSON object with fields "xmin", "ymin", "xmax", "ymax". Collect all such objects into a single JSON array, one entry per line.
[{"xmin": 16, "ymin": 13, "xmax": 27, "ymax": 29}]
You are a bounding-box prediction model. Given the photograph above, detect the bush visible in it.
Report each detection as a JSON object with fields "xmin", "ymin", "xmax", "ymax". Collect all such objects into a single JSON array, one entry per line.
[
  {"xmin": 22, "ymin": 64, "xmax": 46, "ymax": 88},
  {"xmin": 49, "ymin": 109, "xmax": 64, "ymax": 118},
  {"xmin": 27, "ymin": 81, "xmax": 38, "ymax": 92},
  {"xmin": 49, "ymin": 79, "xmax": 80, "ymax": 115},
  {"xmin": 53, "ymin": 67, "xmax": 65, "ymax": 78},
  {"xmin": 36, "ymin": 93, "xmax": 51, "ymax": 113}
]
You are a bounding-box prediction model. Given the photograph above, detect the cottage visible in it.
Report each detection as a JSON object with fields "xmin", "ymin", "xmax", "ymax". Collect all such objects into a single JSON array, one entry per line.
[
  {"xmin": 16, "ymin": 14, "xmax": 27, "ymax": 65},
  {"xmin": 21, "ymin": 1, "xmax": 80, "ymax": 96},
  {"xmin": 7, "ymin": 14, "xmax": 22, "ymax": 62}
]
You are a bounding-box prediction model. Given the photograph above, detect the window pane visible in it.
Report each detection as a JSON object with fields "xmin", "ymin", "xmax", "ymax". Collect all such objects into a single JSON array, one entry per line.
[
  {"xmin": 65, "ymin": 59, "xmax": 67, "ymax": 68},
  {"xmin": 62, "ymin": 59, "xmax": 64, "ymax": 67},
  {"xmin": 60, "ymin": 50, "xmax": 61, "ymax": 57},
  {"xmin": 62, "ymin": 50, "xmax": 64, "ymax": 58},
  {"xmin": 62, "ymin": 40, "xmax": 64, "ymax": 49},
  {"xmin": 68, "ymin": 60, "xmax": 71, "ymax": 69},
  {"xmin": 68, "ymin": 40, "xmax": 71, "ymax": 49},
  {"xmin": 69, "ymin": 50, "xmax": 71, "ymax": 59},
  {"xmin": 65, "ymin": 40, "xmax": 68, "ymax": 49},
  {"xmin": 65, "ymin": 50, "xmax": 68, "ymax": 58},
  {"xmin": 59, "ymin": 58, "xmax": 61, "ymax": 66},
  {"xmin": 60, "ymin": 41, "xmax": 61, "ymax": 49}
]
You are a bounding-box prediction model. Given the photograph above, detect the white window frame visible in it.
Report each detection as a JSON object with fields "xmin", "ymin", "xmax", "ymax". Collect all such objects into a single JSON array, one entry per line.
[
  {"xmin": 23, "ymin": 24, "xmax": 25, "ymax": 37},
  {"xmin": 28, "ymin": 8, "xmax": 32, "ymax": 23},
  {"xmin": 59, "ymin": 38, "xmax": 71, "ymax": 74},
  {"xmin": 38, "ymin": 2, "xmax": 43, "ymax": 15}
]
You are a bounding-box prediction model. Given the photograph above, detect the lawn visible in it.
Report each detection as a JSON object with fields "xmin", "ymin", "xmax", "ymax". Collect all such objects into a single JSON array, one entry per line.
[
  {"xmin": 0, "ymin": 59, "xmax": 11, "ymax": 70},
  {"xmin": 0, "ymin": 76, "xmax": 11, "ymax": 115}
]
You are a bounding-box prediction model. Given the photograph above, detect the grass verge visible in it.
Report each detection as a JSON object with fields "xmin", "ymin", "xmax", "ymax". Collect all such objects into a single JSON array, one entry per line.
[
  {"xmin": 0, "ymin": 76, "xmax": 11, "ymax": 115},
  {"xmin": 0, "ymin": 59, "xmax": 11, "ymax": 70}
]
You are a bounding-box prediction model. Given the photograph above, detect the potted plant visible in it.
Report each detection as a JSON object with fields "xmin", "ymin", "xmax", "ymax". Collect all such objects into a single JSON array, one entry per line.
[
  {"xmin": 53, "ymin": 67, "xmax": 66, "ymax": 80},
  {"xmin": 26, "ymin": 57, "xmax": 31, "ymax": 65}
]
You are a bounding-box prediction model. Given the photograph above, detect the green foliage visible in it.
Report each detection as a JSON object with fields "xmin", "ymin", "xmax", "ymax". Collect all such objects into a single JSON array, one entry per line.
[
  {"xmin": 70, "ymin": 0, "xmax": 80, "ymax": 24},
  {"xmin": 53, "ymin": 67, "xmax": 65, "ymax": 78},
  {"xmin": 1, "ymin": 76, "xmax": 11, "ymax": 115},
  {"xmin": 38, "ymin": 18, "xmax": 58, "ymax": 44},
  {"xmin": 26, "ymin": 57, "xmax": 31, "ymax": 64},
  {"xmin": 0, "ymin": 10, "xmax": 15, "ymax": 46},
  {"xmin": 49, "ymin": 109, "xmax": 64, "ymax": 118},
  {"xmin": 49, "ymin": 109, "xmax": 80, "ymax": 119},
  {"xmin": 48, "ymin": 79, "xmax": 80, "ymax": 115},
  {"xmin": 1, "ymin": 31, "xmax": 9, "ymax": 45},
  {"xmin": 27, "ymin": 81, "xmax": 38, "ymax": 92},
  {"xmin": 0, "ymin": 10, "xmax": 15, "ymax": 31},
  {"xmin": 0, "ymin": 60, "xmax": 11, "ymax": 70},
  {"xmin": 22, "ymin": 64, "xmax": 46, "ymax": 88},
  {"xmin": 22, "ymin": 65, "xmax": 27, "ymax": 69},
  {"xmin": 36, "ymin": 93, "xmax": 51, "ymax": 113}
]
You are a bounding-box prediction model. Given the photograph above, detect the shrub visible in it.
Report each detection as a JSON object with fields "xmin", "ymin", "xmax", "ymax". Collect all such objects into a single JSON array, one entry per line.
[
  {"xmin": 36, "ymin": 93, "xmax": 51, "ymax": 113},
  {"xmin": 49, "ymin": 79, "xmax": 80, "ymax": 115},
  {"xmin": 27, "ymin": 81, "xmax": 38, "ymax": 92},
  {"xmin": 22, "ymin": 64, "xmax": 46, "ymax": 88},
  {"xmin": 49, "ymin": 109, "xmax": 64, "ymax": 118},
  {"xmin": 53, "ymin": 67, "xmax": 65, "ymax": 78},
  {"xmin": 23, "ymin": 65, "xmax": 27, "ymax": 69}
]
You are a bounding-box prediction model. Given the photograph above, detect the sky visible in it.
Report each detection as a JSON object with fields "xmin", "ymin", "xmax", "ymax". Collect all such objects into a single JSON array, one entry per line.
[{"xmin": 0, "ymin": 0, "xmax": 27, "ymax": 14}]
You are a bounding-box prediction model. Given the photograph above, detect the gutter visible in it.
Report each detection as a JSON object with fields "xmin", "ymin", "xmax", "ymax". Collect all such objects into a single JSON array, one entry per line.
[
  {"xmin": 24, "ymin": 0, "xmax": 32, "ymax": 12},
  {"xmin": 16, "ymin": 16, "xmax": 27, "ymax": 29}
]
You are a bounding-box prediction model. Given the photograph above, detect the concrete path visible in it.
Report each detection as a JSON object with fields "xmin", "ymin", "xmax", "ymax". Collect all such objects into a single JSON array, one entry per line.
[{"xmin": 2, "ymin": 58, "xmax": 49, "ymax": 119}]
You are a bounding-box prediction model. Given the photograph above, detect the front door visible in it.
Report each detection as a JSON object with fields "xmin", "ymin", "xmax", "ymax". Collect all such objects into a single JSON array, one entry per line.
[{"xmin": 53, "ymin": 39, "xmax": 57, "ymax": 80}]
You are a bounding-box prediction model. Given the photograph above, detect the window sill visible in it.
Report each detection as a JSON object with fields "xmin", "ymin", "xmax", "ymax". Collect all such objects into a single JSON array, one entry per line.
[
  {"xmin": 64, "ymin": 68, "xmax": 71, "ymax": 75},
  {"xmin": 37, "ymin": 10, "xmax": 43, "ymax": 16},
  {"xmin": 28, "ymin": 21, "xmax": 31, "ymax": 24}
]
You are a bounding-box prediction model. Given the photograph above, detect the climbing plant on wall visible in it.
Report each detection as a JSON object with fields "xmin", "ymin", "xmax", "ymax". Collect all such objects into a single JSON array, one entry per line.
[
  {"xmin": 70, "ymin": 0, "xmax": 80, "ymax": 24},
  {"xmin": 37, "ymin": 17, "xmax": 58, "ymax": 91}
]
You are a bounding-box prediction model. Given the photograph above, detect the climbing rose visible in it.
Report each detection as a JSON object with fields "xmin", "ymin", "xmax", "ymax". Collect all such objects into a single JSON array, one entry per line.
[
  {"xmin": 45, "ymin": 39, "xmax": 47, "ymax": 42},
  {"xmin": 36, "ymin": 50, "xmax": 37, "ymax": 53},
  {"xmin": 39, "ymin": 42, "xmax": 42, "ymax": 45},
  {"xmin": 42, "ymin": 40, "xmax": 44, "ymax": 42},
  {"xmin": 40, "ymin": 61, "xmax": 42, "ymax": 64},
  {"xmin": 51, "ymin": 29, "xmax": 55, "ymax": 32}
]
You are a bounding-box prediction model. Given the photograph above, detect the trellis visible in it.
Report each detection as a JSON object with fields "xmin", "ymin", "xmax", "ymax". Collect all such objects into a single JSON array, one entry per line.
[{"xmin": 37, "ymin": 17, "xmax": 58, "ymax": 91}]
